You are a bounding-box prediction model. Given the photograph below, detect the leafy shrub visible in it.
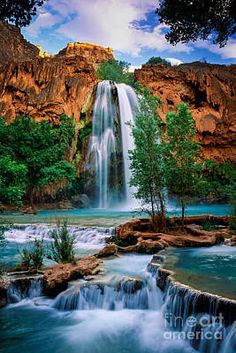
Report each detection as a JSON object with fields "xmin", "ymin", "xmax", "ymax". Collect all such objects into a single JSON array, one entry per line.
[
  {"xmin": 31, "ymin": 239, "xmax": 44, "ymax": 269},
  {"xmin": 19, "ymin": 248, "xmax": 32, "ymax": 270},
  {"xmin": 19, "ymin": 239, "xmax": 44, "ymax": 270},
  {"xmin": 96, "ymin": 59, "xmax": 134, "ymax": 85},
  {"xmin": 146, "ymin": 57, "xmax": 171, "ymax": 66},
  {"xmin": 202, "ymin": 220, "xmax": 217, "ymax": 231},
  {"xmin": 48, "ymin": 220, "xmax": 76, "ymax": 263}
]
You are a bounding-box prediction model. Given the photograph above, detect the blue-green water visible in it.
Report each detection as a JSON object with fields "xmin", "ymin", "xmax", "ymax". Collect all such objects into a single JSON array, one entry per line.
[
  {"xmin": 0, "ymin": 204, "xmax": 230, "ymax": 227},
  {"xmin": 0, "ymin": 255, "xmax": 196, "ymax": 353},
  {"xmin": 160, "ymin": 245, "xmax": 236, "ymax": 300}
]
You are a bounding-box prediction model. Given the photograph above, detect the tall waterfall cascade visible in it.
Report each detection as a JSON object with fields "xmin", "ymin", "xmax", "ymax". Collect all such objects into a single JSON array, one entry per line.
[{"xmin": 87, "ymin": 80, "xmax": 138, "ymax": 209}]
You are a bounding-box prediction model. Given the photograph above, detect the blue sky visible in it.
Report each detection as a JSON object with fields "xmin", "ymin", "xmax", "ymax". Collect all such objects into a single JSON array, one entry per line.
[{"xmin": 22, "ymin": 0, "xmax": 236, "ymax": 68}]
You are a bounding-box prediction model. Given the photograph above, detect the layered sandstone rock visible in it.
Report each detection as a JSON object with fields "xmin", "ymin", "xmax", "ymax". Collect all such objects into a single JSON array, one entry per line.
[
  {"xmin": 0, "ymin": 56, "xmax": 96, "ymax": 121},
  {"xmin": 58, "ymin": 42, "xmax": 113, "ymax": 69},
  {"xmin": 134, "ymin": 63, "xmax": 236, "ymax": 162},
  {"xmin": 115, "ymin": 217, "xmax": 230, "ymax": 253},
  {"xmin": 0, "ymin": 21, "xmax": 40, "ymax": 67},
  {"xmin": 43, "ymin": 256, "xmax": 102, "ymax": 296},
  {"xmin": 0, "ymin": 21, "xmax": 113, "ymax": 122}
]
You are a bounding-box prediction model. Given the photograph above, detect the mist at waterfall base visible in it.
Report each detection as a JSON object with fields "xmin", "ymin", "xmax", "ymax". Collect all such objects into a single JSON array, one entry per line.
[{"xmin": 86, "ymin": 80, "xmax": 138, "ymax": 210}]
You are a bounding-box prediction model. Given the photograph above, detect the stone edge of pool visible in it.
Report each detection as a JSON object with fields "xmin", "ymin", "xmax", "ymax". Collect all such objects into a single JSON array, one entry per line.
[{"xmin": 149, "ymin": 254, "xmax": 236, "ymax": 326}]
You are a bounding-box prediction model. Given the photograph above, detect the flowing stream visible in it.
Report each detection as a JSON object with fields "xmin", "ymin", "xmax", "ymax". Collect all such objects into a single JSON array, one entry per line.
[
  {"xmin": 87, "ymin": 80, "xmax": 138, "ymax": 209},
  {"xmin": 1, "ymin": 226, "xmax": 235, "ymax": 353}
]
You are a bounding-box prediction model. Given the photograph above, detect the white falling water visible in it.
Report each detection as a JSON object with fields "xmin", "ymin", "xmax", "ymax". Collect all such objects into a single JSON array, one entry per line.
[
  {"xmin": 116, "ymin": 83, "xmax": 139, "ymax": 208},
  {"xmin": 88, "ymin": 80, "xmax": 138, "ymax": 209}
]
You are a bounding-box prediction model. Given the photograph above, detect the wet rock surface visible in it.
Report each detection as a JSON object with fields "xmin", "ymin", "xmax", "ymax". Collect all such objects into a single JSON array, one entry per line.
[
  {"xmin": 115, "ymin": 216, "xmax": 230, "ymax": 253},
  {"xmin": 43, "ymin": 256, "xmax": 102, "ymax": 297}
]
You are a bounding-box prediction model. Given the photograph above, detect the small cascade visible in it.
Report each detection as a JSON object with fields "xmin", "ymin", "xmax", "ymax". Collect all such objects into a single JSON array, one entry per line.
[
  {"xmin": 5, "ymin": 225, "xmax": 114, "ymax": 250},
  {"xmin": 53, "ymin": 273, "xmax": 162, "ymax": 311},
  {"xmin": 7, "ymin": 278, "xmax": 42, "ymax": 303},
  {"xmin": 87, "ymin": 80, "xmax": 138, "ymax": 208},
  {"xmin": 161, "ymin": 279, "xmax": 236, "ymax": 353}
]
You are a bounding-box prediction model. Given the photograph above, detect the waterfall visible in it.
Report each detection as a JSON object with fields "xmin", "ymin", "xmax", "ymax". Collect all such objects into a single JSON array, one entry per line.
[
  {"xmin": 161, "ymin": 280, "xmax": 236, "ymax": 353},
  {"xmin": 5, "ymin": 225, "xmax": 114, "ymax": 250},
  {"xmin": 53, "ymin": 273, "xmax": 162, "ymax": 311},
  {"xmin": 7, "ymin": 278, "xmax": 43, "ymax": 303},
  {"xmin": 87, "ymin": 80, "xmax": 138, "ymax": 209}
]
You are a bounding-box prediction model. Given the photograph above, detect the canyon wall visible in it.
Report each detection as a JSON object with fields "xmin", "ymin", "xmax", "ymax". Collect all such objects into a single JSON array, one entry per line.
[
  {"xmin": 0, "ymin": 21, "xmax": 235, "ymax": 162},
  {"xmin": 0, "ymin": 21, "xmax": 113, "ymax": 122},
  {"xmin": 134, "ymin": 63, "xmax": 236, "ymax": 162}
]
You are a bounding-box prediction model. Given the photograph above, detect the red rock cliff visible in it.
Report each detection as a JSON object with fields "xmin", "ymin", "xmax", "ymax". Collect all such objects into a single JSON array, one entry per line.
[
  {"xmin": 134, "ymin": 63, "xmax": 236, "ymax": 162},
  {"xmin": 0, "ymin": 21, "xmax": 113, "ymax": 122},
  {"xmin": 0, "ymin": 21, "xmax": 40, "ymax": 67}
]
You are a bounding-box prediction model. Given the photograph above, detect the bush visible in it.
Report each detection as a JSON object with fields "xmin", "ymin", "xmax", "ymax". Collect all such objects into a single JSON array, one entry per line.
[
  {"xmin": 19, "ymin": 239, "xmax": 44, "ymax": 270},
  {"xmin": 202, "ymin": 220, "xmax": 217, "ymax": 231},
  {"xmin": 146, "ymin": 57, "xmax": 171, "ymax": 66},
  {"xmin": 31, "ymin": 239, "xmax": 44, "ymax": 269},
  {"xmin": 48, "ymin": 220, "xmax": 76, "ymax": 263},
  {"xmin": 96, "ymin": 59, "xmax": 134, "ymax": 85}
]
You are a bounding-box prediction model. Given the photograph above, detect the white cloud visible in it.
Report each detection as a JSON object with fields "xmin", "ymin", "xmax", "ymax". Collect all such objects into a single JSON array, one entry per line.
[
  {"xmin": 128, "ymin": 65, "xmax": 141, "ymax": 72},
  {"xmin": 27, "ymin": 0, "xmax": 236, "ymax": 61},
  {"xmin": 166, "ymin": 57, "xmax": 183, "ymax": 66},
  {"xmin": 26, "ymin": 0, "xmax": 191, "ymax": 56},
  {"xmin": 26, "ymin": 10, "xmax": 60, "ymax": 37},
  {"xmin": 195, "ymin": 39, "xmax": 236, "ymax": 59}
]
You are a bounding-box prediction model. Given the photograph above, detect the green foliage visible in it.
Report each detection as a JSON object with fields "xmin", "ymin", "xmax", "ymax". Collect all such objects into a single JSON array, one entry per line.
[
  {"xmin": 163, "ymin": 104, "xmax": 203, "ymax": 225},
  {"xmin": 202, "ymin": 160, "xmax": 236, "ymax": 200},
  {"xmin": 157, "ymin": 0, "xmax": 235, "ymax": 46},
  {"xmin": 0, "ymin": 221, "xmax": 12, "ymax": 248},
  {"xmin": 48, "ymin": 220, "xmax": 76, "ymax": 263},
  {"xmin": 202, "ymin": 220, "xmax": 217, "ymax": 231},
  {"xmin": 0, "ymin": 115, "xmax": 76, "ymax": 205},
  {"xmin": 0, "ymin": 155, "xmax": 27, "ymax": 206},
  {"xmin": 19, "ymin": 248, "xmax": 32, "ymax": 269},
  {"xmin": 77, "ymin": 121, "xmax": 92, "ymax": 151},
  {"xmin": 96, "ymin": 59, "xmax": 134, "ymax": 85},
  {"xmin": 228, "ymin": 183, "xmax": 236, "ymax": 233},
  {"xmin": 129, "ymin": 87, "xmax": 166, "ymax": 230},
  {"xmin": 19, "ymin": 238, "xmax": 44, "ymax": 270},
  {"xmin": 146, "ymin": 56, "xmax": 171, "ymax": 66},
  {"xmin": 0, "ymin": 0, "xmax": 45, "ymax": 27}
]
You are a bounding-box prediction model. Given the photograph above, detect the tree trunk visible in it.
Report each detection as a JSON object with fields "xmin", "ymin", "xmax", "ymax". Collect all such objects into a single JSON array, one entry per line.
[
  {"xmin": 181, "ymin": 201, "xmax": 185, "ymax": 231},
  {"xmin": 30, "ymin": 192, "xmax": 34, "ymax": 208},
  {"xmin": 159, "ymin": 193, "xmax": 165, "ymax": 231}
]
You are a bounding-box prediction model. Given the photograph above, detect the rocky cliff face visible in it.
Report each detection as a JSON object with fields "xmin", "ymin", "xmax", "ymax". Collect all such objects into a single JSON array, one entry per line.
[
  {"xmin": 0, "ymin": 21, "xmax": 235, "ymax": 163},
  {"xmin": 0, "ymin": 21, "xmax": 40, "ymax": 67},
  {"xmin": 0, "ymin": 21, "xmax": 113, "ymax": 122},
  {"xmin": 58, "ymin": 42, "xmax": 113, "ymax": 69},
  {"xmin": 134, "ymin": 63, "xmax": 236, "ymax": 162}
]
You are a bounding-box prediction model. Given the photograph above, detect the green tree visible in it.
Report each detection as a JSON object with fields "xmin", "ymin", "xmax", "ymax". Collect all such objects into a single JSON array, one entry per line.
[
  {"xmin": 146, "ymin": 56, "xmax": 171, "ymax": 66},
  {"xmin": 157, "ymin": 0, "xmax": 235, "ymax": 47},
  {"xmin": 0, "ymin": 156, "xmax": 27, "ymax": 206},
  {"xmin": 48, "ymin": 220, "xmax": 76, "ymax": 263},
  {"xmin": 163, "ymin": 104, "xmax": 203, "ymax": 228},
  {"xmin": 129, "ymin": 87, "xmax": 166, "ymax": 231},
  {"xmin": 202, "ymin": 160, "xmax": 236, "ymax": 201},
  {"xmin": 0, "ymin": 0, "xmax": 45, "ymax": 27},
  {"xmin": 97, "ymin": 59, "xmax": 134, "ymax": 85},
  {"xmin": 0, "ymin": 115, "xmax": 76, "ymax": 206}
]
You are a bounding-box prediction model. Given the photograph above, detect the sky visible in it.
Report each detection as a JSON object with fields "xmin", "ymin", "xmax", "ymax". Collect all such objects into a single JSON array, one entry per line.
[{"xmin": 22, "ymin": 0, "xmax": 236, "ymax": 68}]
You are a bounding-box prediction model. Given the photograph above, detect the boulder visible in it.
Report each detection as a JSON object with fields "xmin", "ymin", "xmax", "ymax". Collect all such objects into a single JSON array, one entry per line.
[
  {"xmin": 43, "ymin": 256, "xmax": 102, "ymax": 297},
  {"xmin": 0, "ymin": 276, "xmax": 8, "ymax": 308},
  {"xmin": 96, "ymin": 244, "xmax": 118, "ymax": 258}
]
